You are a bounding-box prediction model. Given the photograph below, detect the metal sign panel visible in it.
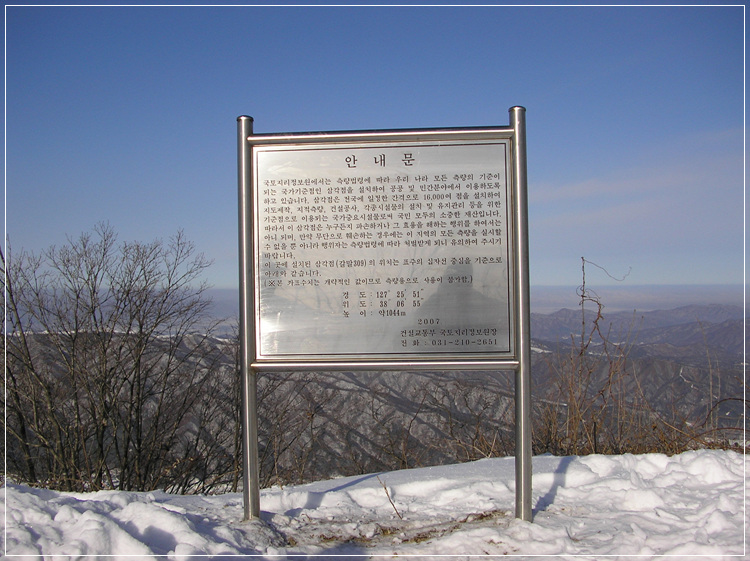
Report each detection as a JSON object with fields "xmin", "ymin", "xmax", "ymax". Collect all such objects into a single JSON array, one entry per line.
[
  {"xmin": 238, "ymin": 107, "xmax": 532, "ymax": 522},
  {"xmin": 253, "ymin": 139, "xmax": 515, "ymax": 362}
]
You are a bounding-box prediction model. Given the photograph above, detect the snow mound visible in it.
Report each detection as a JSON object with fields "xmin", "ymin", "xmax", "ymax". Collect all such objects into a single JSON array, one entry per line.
[{"xmin": 3, "ymin": 449, "xmax": 746, "ymax": 558}]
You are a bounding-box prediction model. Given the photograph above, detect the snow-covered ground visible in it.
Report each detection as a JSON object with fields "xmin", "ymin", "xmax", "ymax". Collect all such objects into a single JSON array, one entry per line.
[{"xmin": 4, "ymin": 449, "xmax": 746, "ymax": 559}]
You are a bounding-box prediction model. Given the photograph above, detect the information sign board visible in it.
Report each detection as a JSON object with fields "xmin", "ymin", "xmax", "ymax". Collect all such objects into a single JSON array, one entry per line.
[
  {"xmin": 238, "ymin": 108, "xmax": 532, "ymax": 523},
  {"xmin": 254, "ymin": 140, "xmax": 515, "ymax": 361}
]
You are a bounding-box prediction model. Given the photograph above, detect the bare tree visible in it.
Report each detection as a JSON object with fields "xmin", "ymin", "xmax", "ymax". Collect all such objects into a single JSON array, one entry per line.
[{"xmin": 3, "ymin": 223, "xmax": 224, "ymax": 492}]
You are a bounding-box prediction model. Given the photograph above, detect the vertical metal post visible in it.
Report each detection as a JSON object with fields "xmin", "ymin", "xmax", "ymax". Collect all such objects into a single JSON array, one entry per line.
[
  {"xmin": 510, "ymin": 106, "xmax": 533, "ymax": 521},
  {"xmin": 237, "ymin": 116, "xmax": 261, "ymax": 520}
]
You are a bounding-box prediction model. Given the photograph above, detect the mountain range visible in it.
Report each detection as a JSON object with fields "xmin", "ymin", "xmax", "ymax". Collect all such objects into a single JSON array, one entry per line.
[{"xmin": 530, "ymin": 303, "xmax": 745, "ymax": 367}]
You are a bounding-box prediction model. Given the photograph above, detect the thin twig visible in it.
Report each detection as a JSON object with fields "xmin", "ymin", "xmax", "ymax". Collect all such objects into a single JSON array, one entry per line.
[{"xmin": 377, "ymin": 475, "xmax": 403, "ymax": 520}]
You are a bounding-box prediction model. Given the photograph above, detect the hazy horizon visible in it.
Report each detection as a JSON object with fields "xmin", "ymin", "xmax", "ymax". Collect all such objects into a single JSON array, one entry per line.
[{"xmin": 206, "ymin": 284, "xmax": 745, "ymax": 317}]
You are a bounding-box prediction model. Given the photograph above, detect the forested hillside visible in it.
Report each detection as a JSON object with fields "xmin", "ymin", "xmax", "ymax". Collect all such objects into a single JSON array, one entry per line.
[{"xmin": 5, "ymin": 313, "xmax": 743, "ymax": 493}]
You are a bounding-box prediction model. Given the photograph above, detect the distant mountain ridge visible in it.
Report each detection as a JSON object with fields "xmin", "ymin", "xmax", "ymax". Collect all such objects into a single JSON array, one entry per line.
[
  {"xmin": 531, "ymin": 303, "xmax": 744, "ymax": 341},
  {"xmin": 531, "ymin": 303, "xmax": 745, "ymax": 370},
  {"xmin": 208, "ymin": 286, "xmax": 746, "ymax": 361}
]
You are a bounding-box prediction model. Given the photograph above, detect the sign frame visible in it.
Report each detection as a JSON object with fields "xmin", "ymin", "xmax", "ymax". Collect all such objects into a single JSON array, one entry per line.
[{"xmin": 237, "ymin": 106, "xmax": 532, "ymax": 521}]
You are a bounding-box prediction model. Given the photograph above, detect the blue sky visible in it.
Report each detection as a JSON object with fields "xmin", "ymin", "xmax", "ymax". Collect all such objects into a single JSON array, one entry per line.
[{"xmin": 5, "ymin": 4, "xmax": 745, "ymax": 290}]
